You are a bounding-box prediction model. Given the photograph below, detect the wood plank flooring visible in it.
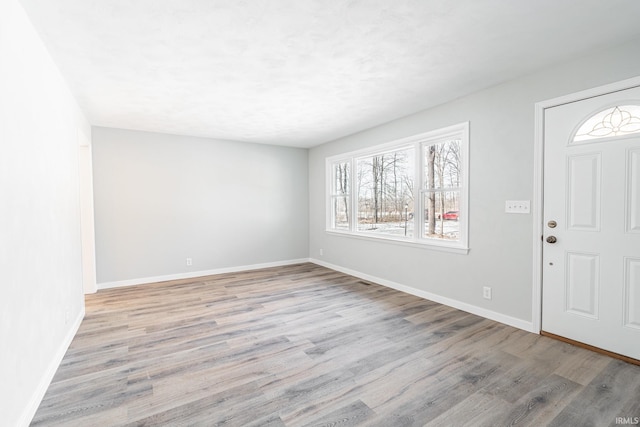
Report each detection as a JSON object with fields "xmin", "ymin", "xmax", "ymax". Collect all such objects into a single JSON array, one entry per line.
[{"xmin": 32, "ymin": 263, "xmax": 640, "ymax": 426}]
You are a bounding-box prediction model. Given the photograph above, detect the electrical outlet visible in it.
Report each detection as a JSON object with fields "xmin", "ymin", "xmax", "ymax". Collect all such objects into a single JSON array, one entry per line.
[
  {"xmin": 483, "ymin": 286, "xmax": 492, "ymax": 300},
  {"xmin": 319, "ymin": 248, "xmax": 324, "ymax": 256},
  {"xmin": 505, "ymin": 200, "xmax": 530, "ymax": 214},
  {"xmin": 186, "ymin": 258, "xmax": 192, "ymax": 266}
]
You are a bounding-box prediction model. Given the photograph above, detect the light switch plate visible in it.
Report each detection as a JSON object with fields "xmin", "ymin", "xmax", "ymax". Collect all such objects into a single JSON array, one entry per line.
[{"xmin": 505, "ymin": 200, "xmax": 530, "ymax": 214}]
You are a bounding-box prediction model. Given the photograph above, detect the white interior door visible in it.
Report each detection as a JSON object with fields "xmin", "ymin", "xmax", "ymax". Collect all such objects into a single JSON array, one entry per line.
[{"xmin": 542, "ymin": 85, "xmax": 640, "ymax": 360}]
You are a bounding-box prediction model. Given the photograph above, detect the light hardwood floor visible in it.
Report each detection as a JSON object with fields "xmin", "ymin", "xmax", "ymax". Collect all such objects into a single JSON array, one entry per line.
[{"xmin": 32, "ymin": 263, "xmax": 640, "ymax": 426}]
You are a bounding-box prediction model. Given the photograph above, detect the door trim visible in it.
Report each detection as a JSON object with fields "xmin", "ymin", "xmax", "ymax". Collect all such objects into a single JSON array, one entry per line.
[
  {"xmin": 532, "ymin": 75, "xmax": 640, "ymax": 334},
  {"xmin": 78, "ymin": 129, "xmax": 97, "ymax": 294}
]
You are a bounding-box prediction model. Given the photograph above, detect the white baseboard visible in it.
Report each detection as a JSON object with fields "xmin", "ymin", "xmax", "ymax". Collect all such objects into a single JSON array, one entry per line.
[
  {"xmin": 99, "ymin": 256, "xmax": 535, "ymax": 331},
  {"xmin": 20, "ymin": 307, "xmax": 85, "ymax": 427},
  {"xmin": 310, "ymin": 258, "xmax": 535, "ymax": 333},
  {"xmin": 97, "ymin": 258, "xmax": 311, "ymax": 290}
]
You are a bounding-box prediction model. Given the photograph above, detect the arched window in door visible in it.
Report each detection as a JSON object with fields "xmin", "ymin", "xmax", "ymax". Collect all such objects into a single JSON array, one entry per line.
[{"xmin": 572, "ymin": 104, "xmax": 640, "ymax": 142}]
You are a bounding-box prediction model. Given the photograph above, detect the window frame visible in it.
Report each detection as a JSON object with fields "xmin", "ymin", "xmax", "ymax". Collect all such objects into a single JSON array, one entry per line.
[
  {"xmin": 326, "ymin": 122, "xmax": 469, "ymax": 254},
  {"xmin": 354, "ymin": 143, "xmax": 416, "ymax": 237},
  {"xmin": 328, "ymin": 160, "xmax": 351, "ymax": 230}
]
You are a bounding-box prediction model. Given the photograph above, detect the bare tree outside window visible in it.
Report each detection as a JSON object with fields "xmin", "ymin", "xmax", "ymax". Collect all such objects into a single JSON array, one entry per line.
[
  {"xmin": 330, "ymin": 161, "xmax": 350, "ymax": 229},
  {"xmin": 424, "ymin": 139, "xmax": 461, "ymax": 240},
  {"xmin": 357, "ymin": 148, "xmax": 414, "ymax": 237}
]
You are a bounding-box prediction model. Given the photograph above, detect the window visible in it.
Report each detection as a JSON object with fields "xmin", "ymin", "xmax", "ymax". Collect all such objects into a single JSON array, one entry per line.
[
  {"xmin": 356, "ymin": 146, "xmax": 415, "ymax": 237},
  {"xmin": 327, "ymin": 122, "xmax": 469, "ymax": 252},
  {"xmin": 573, "ymin": 105, "xmax": 640, "ymax": 142},
  {"xmin": 329, "ymin": 161, "xmax": 350, "ymax": 230},
  {"xmin": 423, "ymin": 138, "xmax": 461, "ymax": 240}
]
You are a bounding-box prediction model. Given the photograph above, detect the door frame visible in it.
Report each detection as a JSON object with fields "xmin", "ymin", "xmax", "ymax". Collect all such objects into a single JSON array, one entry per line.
[
  {"xmin": 78, "ymin": 129, "xmax": 97, "ymax": 294},
  {"xmin": 532, "ymin": 75, "xmax": 640, "ymax": 333}
]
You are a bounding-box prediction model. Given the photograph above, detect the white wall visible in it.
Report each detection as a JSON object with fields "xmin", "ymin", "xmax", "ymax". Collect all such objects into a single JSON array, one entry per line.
[
  {"xmin": 309, "ymin": 37, "xmax": 640, "ymax": 329},
  {"xmin": 92, "ymin": 127, "xmax": 309, "ymax": 286},
  {"xmin": 0, "ymin": 0, "xmax": 90, "ymax": 425}
]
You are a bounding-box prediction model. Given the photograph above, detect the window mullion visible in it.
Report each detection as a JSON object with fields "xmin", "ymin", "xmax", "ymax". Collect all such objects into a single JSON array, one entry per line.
[{"xmin": 415, "ymin": 141, "xmax": 423, "ymax": 241}]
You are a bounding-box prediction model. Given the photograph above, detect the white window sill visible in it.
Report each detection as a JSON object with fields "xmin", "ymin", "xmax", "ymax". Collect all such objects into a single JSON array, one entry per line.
[{"xmin": 325, "ymin": 229, "xmax": 470, "ymax": 255}]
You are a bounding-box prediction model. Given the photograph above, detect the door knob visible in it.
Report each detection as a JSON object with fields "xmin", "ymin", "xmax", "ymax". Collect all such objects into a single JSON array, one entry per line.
[{"xmin": 546, "ymin": 236, "xmax": 557, "ymax": 244}]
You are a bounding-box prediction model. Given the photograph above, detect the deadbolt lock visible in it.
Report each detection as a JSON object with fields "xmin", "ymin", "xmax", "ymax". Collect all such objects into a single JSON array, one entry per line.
[{"xmin": 547, "ymin": 220, "xmax": 557, "ymax": 228}]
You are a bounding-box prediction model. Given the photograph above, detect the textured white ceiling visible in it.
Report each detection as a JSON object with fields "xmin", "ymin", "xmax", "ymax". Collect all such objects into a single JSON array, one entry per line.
[{"xmin": 18, "ymin": 0, "xmax": 640, "ymax": 147}]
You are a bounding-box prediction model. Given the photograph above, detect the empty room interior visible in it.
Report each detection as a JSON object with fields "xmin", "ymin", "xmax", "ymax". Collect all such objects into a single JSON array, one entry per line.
[{"xmin": 3, "ymin": 0, "xmax": 640, "ymax": 425}]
